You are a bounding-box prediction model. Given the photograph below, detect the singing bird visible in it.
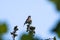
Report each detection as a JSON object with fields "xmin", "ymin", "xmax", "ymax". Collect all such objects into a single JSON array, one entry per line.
[{"xmin": 24, "ymin": 16, "xmax": 32, "ymax": 25}]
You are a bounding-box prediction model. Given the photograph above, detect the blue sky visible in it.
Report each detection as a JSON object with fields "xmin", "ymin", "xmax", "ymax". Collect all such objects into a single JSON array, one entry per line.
[{"xmin": 0, "ymin": 0, "xmax": 60, "ymax": 40}]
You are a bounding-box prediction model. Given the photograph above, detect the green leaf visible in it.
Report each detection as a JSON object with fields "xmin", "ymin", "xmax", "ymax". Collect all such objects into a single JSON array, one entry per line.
[
  {"xmin": 0, "ymin": 23, "xmax": 8, "ymax": 35},
  {"xmin": 49, "ymin": 0, "xmax": 60, "ymax": 11},
  {"xmin": 52, "ymin": 21, "xmax": 60, "ymax": 38}
]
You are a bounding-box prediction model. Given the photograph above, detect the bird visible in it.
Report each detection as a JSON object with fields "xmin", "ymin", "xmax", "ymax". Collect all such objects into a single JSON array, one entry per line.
[{"xmin": 24, "ymin": 16, "xmax": 32, "ymax": 25}]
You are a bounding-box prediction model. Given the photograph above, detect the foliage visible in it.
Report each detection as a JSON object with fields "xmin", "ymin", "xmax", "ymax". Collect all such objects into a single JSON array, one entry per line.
[
  {"xmin": 20, "ymin": 34, "xmax": 34, "ymax": 40},
  {"xmin": 0, "ymin": 22, "xmax": 8, "ymax": 40},
  {"xmin": 0, "ymin": 23, "xmax": 8, "ymax": 35},
  {"xmin": 49, "ymin": 0, "xmax": 60, "ymax": 11},
  {"xmin": 52, "ymin": 21, "xmax": 60, "ymax": 38}
]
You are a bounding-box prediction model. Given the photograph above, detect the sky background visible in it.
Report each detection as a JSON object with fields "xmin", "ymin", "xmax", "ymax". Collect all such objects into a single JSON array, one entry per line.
[{"xmin": 0, "ymin": 0, "xmax": 60, "ymax": 40}]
